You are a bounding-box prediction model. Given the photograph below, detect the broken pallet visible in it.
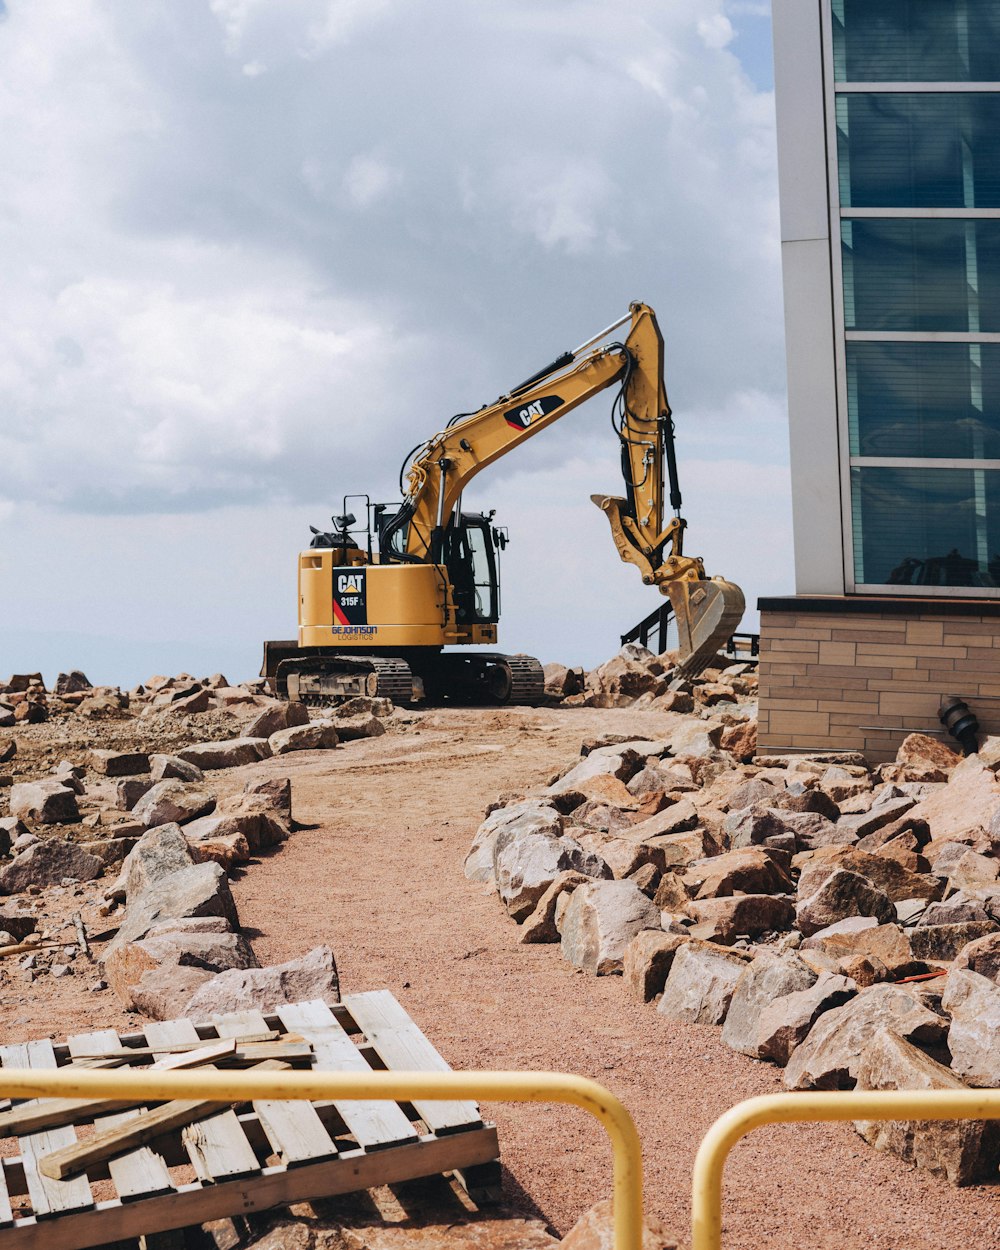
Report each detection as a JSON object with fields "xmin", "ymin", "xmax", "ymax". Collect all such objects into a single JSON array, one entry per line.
[{"xmin": 0, "ymin": 992, "xmax": 500, "ymax": 1250}]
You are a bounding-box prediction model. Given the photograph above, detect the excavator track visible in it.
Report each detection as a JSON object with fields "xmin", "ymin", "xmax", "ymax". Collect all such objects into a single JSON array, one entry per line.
[
  {"xmin": 496, "ymin": 653, "xmax": 547, "ymax": 705},
  {"xmin": 276, "ymin": 655, "xmax": 414, "ymax": 706},
  {"xmin": 427, "ymin": 651, "xmax": 545, "ymax": 706}
]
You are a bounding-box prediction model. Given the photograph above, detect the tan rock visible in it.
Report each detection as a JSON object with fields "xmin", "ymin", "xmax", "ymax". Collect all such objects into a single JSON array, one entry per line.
[
  {"xmin": 560, "ymin": 1198, "xmax": 677, "ymax": 1250},
  {"xmin": 687, "ymin": 894, "xmax": 795, "ymax": 944},
  {"xmin": 518, "ymin": 871, "xmax": 590, "ymax": 943},
  {"xmin": 756, "ymin": 973, "xmax": 857, "ymax": 1066},
  {"xmin": 623, "ymin": 930, "xmax": 688, "ymax": 1001},
  {"xmin": 855, "ymin": 1028, "xmax": 997, "ymax": 1186},
  {"xmin": 896, "ymin": 733, "xmax": 961, "ymax": 773},
  {"xmin": 803, "ymin": 922, "xmax": 914, "ymax": 978},
  {"xmin": 908, "ymin": 758, "xmax": 1000, "ymax": 842},
  {"xmin": 656, "ymin": 939, "xmax": 750, "ymax": 1025},
  {"xmin": 559, "ymin": 879, "xmax": 660, "ymax": 975},
  {"xmin": 682, "ymin": 847, "xmax": 791, "ymax": 899}
]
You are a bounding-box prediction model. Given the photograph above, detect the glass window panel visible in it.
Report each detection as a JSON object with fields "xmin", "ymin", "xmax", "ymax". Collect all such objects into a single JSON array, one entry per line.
[
  {"xmin": 851, "ymin": 466, "xmax": 1000, "ymax": 587},
  {"xmin": 845, "ymin": 342, "xmax": 1000, "ymax": 457},
  {"xmin": 833, "ymin": 0, "xmax": 1000, "ymax": 82},
  {"xmin": 842, "ymin": 219, "xmax": 969, "ymax": 331}
]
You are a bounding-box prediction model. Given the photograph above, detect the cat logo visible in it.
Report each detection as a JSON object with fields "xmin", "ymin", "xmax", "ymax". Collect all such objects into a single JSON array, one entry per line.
[
  {"xmin": 338, "ymin": 574, "xmax": 362, "ymax": 595},
  {"xmin": 503, "ymin": 393, "xmax": 563, "ymax": 430}
]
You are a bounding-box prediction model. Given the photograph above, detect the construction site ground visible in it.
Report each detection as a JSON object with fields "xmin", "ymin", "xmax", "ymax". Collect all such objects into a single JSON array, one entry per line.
[{"xmin": 1, "ymin": 704, "xmax": 997, "ymax": 1250}]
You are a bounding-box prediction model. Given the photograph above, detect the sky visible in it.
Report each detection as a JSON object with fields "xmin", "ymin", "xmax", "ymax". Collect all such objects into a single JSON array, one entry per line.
[{"xmin": 0, "ymin": 0, "xmax": 790, "ymax": 686}]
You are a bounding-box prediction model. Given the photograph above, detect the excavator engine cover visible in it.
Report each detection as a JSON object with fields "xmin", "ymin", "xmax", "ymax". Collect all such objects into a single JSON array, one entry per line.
[{"xmin": 667, "ymin": 578, "xmax": 746, "ymax": 678}]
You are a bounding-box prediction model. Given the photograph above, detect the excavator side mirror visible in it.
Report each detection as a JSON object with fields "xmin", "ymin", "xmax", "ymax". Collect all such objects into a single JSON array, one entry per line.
[{"xmin": 492, "ymin": 527, "xmax": 508, "ymax": 551}]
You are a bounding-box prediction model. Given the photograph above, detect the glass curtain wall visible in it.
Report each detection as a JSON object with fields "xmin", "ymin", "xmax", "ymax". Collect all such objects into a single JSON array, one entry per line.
[{"xmin": 832, "ymin": 0, "xmax": 1000, "ymax": 591}]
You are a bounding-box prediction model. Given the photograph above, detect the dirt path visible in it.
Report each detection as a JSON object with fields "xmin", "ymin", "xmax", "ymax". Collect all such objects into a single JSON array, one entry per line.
[{"xmin": 225, "ymin": 705, "xmax": 1000, "ymax": 1250}]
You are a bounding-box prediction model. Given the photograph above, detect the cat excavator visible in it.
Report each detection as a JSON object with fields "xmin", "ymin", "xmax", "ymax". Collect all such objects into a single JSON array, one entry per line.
[{"xmin": 262, "ymin": 301, "xmax": 745, "ymax": 705}]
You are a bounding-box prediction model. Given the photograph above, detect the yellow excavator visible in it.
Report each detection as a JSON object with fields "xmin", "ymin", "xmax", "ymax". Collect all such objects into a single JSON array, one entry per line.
[{"xmin": 262, "ymin": 301, "xmax": 745, "ymax": 705}]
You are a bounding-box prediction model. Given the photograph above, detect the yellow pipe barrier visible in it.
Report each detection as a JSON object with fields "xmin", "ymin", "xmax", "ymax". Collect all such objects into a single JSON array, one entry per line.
[
  {"xmin": 692, "ymin": 1089, "xmax": 1000, "ymax": 1250},
  {"xmin": 0, "ymin": 1067, "xmax": 644, "ymax": 1250}
]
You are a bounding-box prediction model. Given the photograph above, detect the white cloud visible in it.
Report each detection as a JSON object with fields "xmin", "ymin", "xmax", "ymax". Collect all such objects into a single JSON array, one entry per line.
[{"xmin": 0, "ymin": 0, "xmax": 789, "ymax": 678}]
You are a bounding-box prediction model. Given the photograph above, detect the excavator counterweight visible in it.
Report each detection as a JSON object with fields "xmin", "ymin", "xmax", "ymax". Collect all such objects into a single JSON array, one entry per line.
[{"xmin": 263, "ymin": 301, "xmax": 745, "ymax": 704}]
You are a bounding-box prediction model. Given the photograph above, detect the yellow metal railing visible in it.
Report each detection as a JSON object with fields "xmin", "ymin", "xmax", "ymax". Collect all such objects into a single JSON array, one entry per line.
[
  {"xmin": 0, "ymin": 1067, "xmax": 644, "ymax": 1250},
  {"xmin": 692, "ymin": 1089, "xmax": 1000, "ymax": 1250}
]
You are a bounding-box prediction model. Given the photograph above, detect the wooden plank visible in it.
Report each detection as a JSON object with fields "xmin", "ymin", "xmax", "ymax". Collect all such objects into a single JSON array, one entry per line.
[
  {"xmin": 276, "ymin": 1000, "xmax": 418, "ymax": 1150},
  {"xmin": 0, "ymin": 1126, "xmax": 500, "ymax": 1250},
  {"xmin": 0, "ymin": 1143, "xmax": 13, "ymax": 1227},
  {"xmin": 144, "ymin": 1018, "xmax": 262, "ymax": 1185},
  {"xmin": 38, "ymin": 1062, "xmax": 287, "ymax": 1183},
  {"xmin": 68, "ymin": 1033, "xmax": 282, "ymax": 1062},
  {"xmin": 1, "ymin": 1040, "xmax": 94, "ymax": 1218},
  {"xmin": 67, "ymin": 1030, "xmax": 174, "ymax": 1204},
  {"xmin": 211, "ymin": 1010, "xmax": 336, "ymax": 1168},
  {"xmin": 343, "ymin": 992, "xmax": 482, "ymax": 1135}
]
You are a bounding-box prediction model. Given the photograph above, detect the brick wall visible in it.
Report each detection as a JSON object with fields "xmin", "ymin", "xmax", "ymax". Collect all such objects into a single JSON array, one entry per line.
[{"xmin": 757, "ymin": 597, "xmax": 1000, "ymax": 762}]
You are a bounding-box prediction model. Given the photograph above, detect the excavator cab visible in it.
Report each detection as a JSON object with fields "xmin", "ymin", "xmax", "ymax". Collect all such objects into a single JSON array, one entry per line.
[{"xmin": 442, "ymin": 514, "xmax": 500, "ymax": 625}]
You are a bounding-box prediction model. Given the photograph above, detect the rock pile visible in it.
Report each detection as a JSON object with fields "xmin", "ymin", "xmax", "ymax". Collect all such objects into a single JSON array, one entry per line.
[
  {"xmin": 469, "ymin": 653, "xmax": 1000, "ymax": 1186},
  {"xmin": 0, "ymin": 682, "xmax": 394, "ymax": 1013}
]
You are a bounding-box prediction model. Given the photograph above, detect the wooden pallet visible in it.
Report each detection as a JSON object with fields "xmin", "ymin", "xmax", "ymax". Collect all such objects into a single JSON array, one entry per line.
[{"xmin": 0, "ymin": 993, "xmax": 500, "ymax": 1250}]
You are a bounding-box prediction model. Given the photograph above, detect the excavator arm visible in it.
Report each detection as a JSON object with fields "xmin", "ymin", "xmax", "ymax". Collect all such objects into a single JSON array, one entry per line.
[{"xmin": 385, "ymin": 302, "xmax": 744, "ymax": 675}]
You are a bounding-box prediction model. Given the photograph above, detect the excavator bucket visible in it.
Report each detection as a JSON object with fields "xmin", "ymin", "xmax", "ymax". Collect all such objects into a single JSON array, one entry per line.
[{"xmin": 667, "ymin": 578, "xmax": 746, "ymax": 678}]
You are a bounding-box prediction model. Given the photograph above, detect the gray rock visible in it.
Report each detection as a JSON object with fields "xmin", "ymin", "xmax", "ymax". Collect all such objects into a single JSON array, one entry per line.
[
  {"xmin": 464, "ymin": 801, "xmax": 563, "ymax": 884},
  {"xmin": 184, "ymin": 944, "xmax": 339, "ymax": 1016},
  {"xmin": 182, "ymin": 811, "xmax": 282, "ymax": 855},
  {"xmin": 149, "ymin": 754, "xmax": 205, "ymax": 783},
  {"xmin": 558, "ymin": 879, "xmax": 660, "ymax": 975},
  {"xmin": 133, "ymin": 780, "xmax": 216, "ymax": 829},
  {"xmin": 546, "ymin": 747, "xmax": 644, "ymax": 795},
  {"xmin": 103, "ymin": 861, "xmax": 239, "ymax": 959},
  {"xmin": 268, "ymin": 722, "xmax": 340, "ymax": 755},
  {"xmin": 756, "ymin": 973, "xmax": 857, "ymax": 1066},
  {"xmin": 495, "ymin": 831, "xmax": 610, "ymax": 922},
  {"xmin": 244, "ymin": 776, "xmax": 292, "ymax": 819},
  {"xmin": 795, "ymin": 869, "xmax": 896, "ymax": 937},
  {"xmin": 954, "ymin": 931, "xmax": 1000, "ymax": 984},
  {"xmin": 330, "ymin": 713, "xmax": 385, "ymax": 741},
  {"xmin": 783, "ymin": 983, "xmax": 948, "ymax": 1090},
  {"xmin": 721, "ymin": 953, "xmax": 818, "ymax": 1056},
  {"xmin": 854, "ymin": 1027, "xmax": 999, "ymax": 1186},
  {"xmin": 176, "ymin": 738, "xmax": 273, "ymax": 770},
  {"xmin": 9, "ymin": 780, "xmax": 80, "ymax": 825},
  {"xmin": 656, "ymin": 939, "xmax": 750, "ymax": 1025},
  {"xmin": 0, "ymin": 839, "xmax": 102, "ymax": 893},
  {"xmin": 941, "ymin": 969, "xmax": 1000, "ymax": 1087},
  {"xmin": 909, "ymin": 922, "xmax": 999, "ymax": 963},
  {"xmin": 106, "ymin": 824, "xmax": 196, "ymax": 903}
]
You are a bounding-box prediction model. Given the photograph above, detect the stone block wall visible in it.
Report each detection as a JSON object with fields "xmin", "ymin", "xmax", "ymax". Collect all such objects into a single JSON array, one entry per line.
[{"xmin": 757, "ymin": 596, "xmax": 1000, "ymax": 762}]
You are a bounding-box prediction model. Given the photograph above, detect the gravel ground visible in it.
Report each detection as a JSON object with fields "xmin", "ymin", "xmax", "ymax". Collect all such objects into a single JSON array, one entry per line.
[{"xmin": 2, "ymin": 701, "xmax": 998, "ymax": 1247}]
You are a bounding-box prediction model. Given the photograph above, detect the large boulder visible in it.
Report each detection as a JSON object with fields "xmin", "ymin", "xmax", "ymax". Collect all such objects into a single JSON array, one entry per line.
[
  {"xmin": 89, "ymin": 749, "xmax": 150, "ymax": 777},
  {"xmin": 103, "ymin": 861, "xmax": 239, "ymax": 959},
  {"xmin": 245, "ymin": 700, "xmax": 310, "ymax": 739},
  {"xmin": 854, "ymin": 1028, "xmax": 999, "ymax": 1186},
  {"xmin": 795, "ymin": 869, "xmax": 896, "ymax": 937},
  {"xmin": 687, "ymin": 894, "xmax": 795, "ymax": 944},
  {"xmin": 623, "ymin": 931, "xmax": 688, "ymax": 1002},
  {"xmin": 182, "ymin": 811, "xmax": 284, "ymax": 856},
  {"xmin": 0, "ymin": 839, "xmax": 103, "ymax": 893},
  {"xmin": 910, "ymin": 922, "xmax": 999, "ymax": 963},
  {"xmin": 802, "ymin": 921, "xmax": 915, "ymax": 979},
  {"xmin": 908, "ymin": 759, "xmax": 1000, "ymax": 842},
  {"xmin": 783, "ymin": 984, "xmax": 947, "ymax": 1090},
  {"xmin": 177, "ymin": 738, "xmax": 273, "ymax": 770},
  {"xmin": 941, "ymin": 969, "xmax": 1000, "ymax": 1087},
  {"xmin": 495, "ymin": 832, "xmax": 610, "ymax": 922},
  {"xmin": 558, "ymin": 880, "xmax": 660, "ymax": 975},
  {"xmin": 546, "ymin": 746, "xmax": 645, "ymax": 795},
  {"xmin": 9, "ymin": 780, "xmax": 80, "ymax": 825},
  {"xmin": 756, "ymin": 973, "xmax": 857, "ymax": 1066},
  {"xmin": 954, "ymin": 931, "xmax": 1000, "ymax": 984},
  {"xmin": 133, "ymin": 781, "xmax": 216, "ymax": 829},
  {"xmin": 721, "ymin": 953, "xmax": 818, "ymax": 1057},
  {"xmin": 184, "ymin": 944, "xmax": 339, "ymax": 1016},
  {"xmin": 464, "ymin": 802, "xmax": 562, "ymax": 884},
  {"xmin": 106, "ymin": 824, "xmax": 196, "ymax": 903},
  {"xmin": 106, "ymin": 916, "xmax": 259, "ymax": 1015},
  {"xmin": 656, "ymin": 940, "xmax": 750, "ymax": 1026},
  {"xmin": 269, "ymin": 722, "xmax": 340, "ymax": 755},
  {"xmin": 149, "ymin": 754, "xmax": 205, "ymax": 784},
  {"xmin": 896, "ymin": 733, "xmax": 961, "ymax": 774},
  {"xmin": 682, "ymin": 848, "xmax": 792, "ymax": 899},
  {"xmin": 797, "ymin": 847, "xmax": 942, "ymax": 903},
  {"xmin": 519, "ymin": 872, "xmax": 591, "ymax": 944}
]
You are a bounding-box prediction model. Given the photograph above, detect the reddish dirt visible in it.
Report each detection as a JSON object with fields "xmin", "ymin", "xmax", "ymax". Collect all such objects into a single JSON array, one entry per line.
[{"xmin": 3, "ymin": 703, "xmax": 999, "ymax": 1248}]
